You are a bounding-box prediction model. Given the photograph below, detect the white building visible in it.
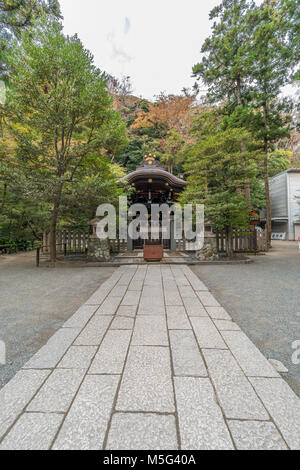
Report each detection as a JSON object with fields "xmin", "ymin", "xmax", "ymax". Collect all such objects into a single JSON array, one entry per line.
[{"xmin": 268, "ymin": 169, "xmax": 300, "ymax": 240}]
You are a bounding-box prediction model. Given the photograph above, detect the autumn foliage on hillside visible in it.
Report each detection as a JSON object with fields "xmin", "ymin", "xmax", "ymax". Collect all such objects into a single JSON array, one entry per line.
[{"xmin": 131, "ymin": 92, "xmax": 195, "ymax": 140}]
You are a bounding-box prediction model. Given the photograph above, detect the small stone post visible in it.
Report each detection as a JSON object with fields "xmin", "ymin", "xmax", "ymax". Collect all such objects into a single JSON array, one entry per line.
[{"xmin": 87, "ymin": 218, "xmax": 111, "ymax": 262}]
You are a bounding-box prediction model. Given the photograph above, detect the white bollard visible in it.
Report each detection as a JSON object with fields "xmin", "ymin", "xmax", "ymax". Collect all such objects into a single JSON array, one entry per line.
[{"xmin": 0, "ymin": 340, "xmax": 5, "ymax": 366}]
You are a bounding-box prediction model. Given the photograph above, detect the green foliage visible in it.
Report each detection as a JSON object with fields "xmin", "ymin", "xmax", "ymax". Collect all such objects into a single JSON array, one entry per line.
[
  {"xmin": 180, "ymin": 109, "xmax": 261, "ymax": 255},
  {"xmin": 0, "ymin": 0, "xmax": 61, "ymax": 78},
  {"xmin": 1, "ymin": 19, "xmax": 127, "ymax": 256},
  {"xmin": 58, "ymin": 155, "xmax": 124, "ymax": 231},
  {"xmin": 193, "ymin": 0, "xmax": 254, "ymax": 108},
  {"xmin": 115, "ymin": 137, "xmax": 144, "ymax": 172},
  {"xmin": 192, "ymin": 0, "xmax": 297, "ymax": 247},
  {"xmin": 246, "ymin": 0, "xmax": 295, "ymax": 143},
  {"xmin": 268, "ymin": 150, "xmax": 292, "ymax": 176},
  {"xmin": 160, "ymin": 129, "xmax": 184, "ymax": 174}
]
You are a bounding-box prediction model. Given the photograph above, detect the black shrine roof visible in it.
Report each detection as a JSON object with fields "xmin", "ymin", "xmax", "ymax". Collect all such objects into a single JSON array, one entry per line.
[{"xmin": 121, "ymin": 155, "xmax": 187, "ymax": 189}]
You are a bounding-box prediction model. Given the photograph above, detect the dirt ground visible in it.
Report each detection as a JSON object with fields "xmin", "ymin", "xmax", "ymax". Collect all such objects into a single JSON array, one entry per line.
[
  {"xmin": 0, "ymin": 251, "xmax": 116, "ymax": 388},
  {"xmin": 192, "ymin": 241, "xmax": 300, "ymax": 397}
]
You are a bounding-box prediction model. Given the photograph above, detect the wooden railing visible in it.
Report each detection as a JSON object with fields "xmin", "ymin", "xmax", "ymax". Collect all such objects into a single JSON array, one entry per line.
[
  {"xmin": 216, "ymin": 229, "xmax": 267, "ymax": 253},
  {"xmin": 43, "ymin": 231, "xmax": 128, "ymax": 254},
  {"xmin": 42, "ymin": 231, "xmax": 89, "ymax": 254}
]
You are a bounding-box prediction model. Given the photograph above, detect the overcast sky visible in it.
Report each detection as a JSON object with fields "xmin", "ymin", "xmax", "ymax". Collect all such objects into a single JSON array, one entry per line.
[
  {"xmin": 60, "ymin": 0, "xmax": 295, "ymax": 101},
  {"xmin": 59, "ymin": 0, "xmax": 224, "ymax": 99}
]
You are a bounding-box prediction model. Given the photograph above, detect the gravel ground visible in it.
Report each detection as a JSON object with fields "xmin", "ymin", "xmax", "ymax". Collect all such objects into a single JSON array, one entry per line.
[
  {"xmin": 192, "ymin": 240, "xmax": 300, "ymax": 397},
  {"xmin": 0, "ymin": 252, "xmax": 116, "ymax": 389}
]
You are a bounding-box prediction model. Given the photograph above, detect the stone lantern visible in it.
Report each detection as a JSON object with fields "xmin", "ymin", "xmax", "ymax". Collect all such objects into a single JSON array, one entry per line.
[{"xmin": 87, "ymin": 218, "xmax": 110, "ymax": 262}]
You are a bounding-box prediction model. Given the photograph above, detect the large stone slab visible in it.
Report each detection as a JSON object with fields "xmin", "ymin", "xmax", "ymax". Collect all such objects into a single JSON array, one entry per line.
[
  {"xmin": 161, "ymin": 267, "xmax": 174, "ymax": 281},
  {"xmin": 221, "ymin": 331, "xmax": 279, "ymax": 378},
  {"xmin": 128, "ymin": 280, "xmax": 144, "ymax": 291},
  {"xmin": 57, "ymin": 346, "xmax": 97, "ymax": 369},
  {"xmin": 174, "ymin": 377, "xmax": 234, "ymax": 450},
  {"xmin": 169, "ymin": 330, "xmax": 207, "ymax": 377},
  {"xmin": 85, "ymin": 275, "xmax": 120, "ymax": 305},
  {"xmin": 0, "ymin": 369, "xmax": 50, "ymax": 440},
  {"xmin": 118, "ymin": 269, "xmax": 137, "ymax": 286},
  {"xmin": 0, "ymin": 413, "xmax": 63, "ymax": 450},
  {"xmin": 121, "ymin": 290, "xmax": 141, "ymax": 307},
  {"xmin": 206, "ymin": 307, "xmax": 232, "ymax": 320},
  {"xmin": 63, "ymin": 305, "xmax": 98, "ymax": 329},
  {"xmin": 53, "ymin": 375, "xmax": 119, "ymax": 450},
  {"xmin": 84, "ymin": 289, "xmax": 110, "ymax": 306},
  {"xmin": 23, "ymin": 328, "xmax": 81, "ymax": 369},
  {"xmin": 27, "ymin": 369, "xmax": 86, "ymax": 412},
  {"xmin": 182, "ymin": 297, "xmax": 208, "ymax": 317},
  {"xmin": 228, "ymin": 420, "xmax": 288, "ymax": 450},
  {"xmin": 170, "ymin": 267, "xmax": 189, "ymax": 286},
  {"xmin": 196, "ymin": 292, "xmax": 220, "ymax": 307},
  {"xmin": 110, "ymin": 284, "xmax": 128, "ymax": 298},
  {"xmin": 143, "ymin": 279, "xmax": 163, "ymax": 288},
  {"xmin": 164, "ymin": 282, "xmax": 183, "ymax": 306},
  {"xmin": 132, "ymin": 316, "xmax": 168, "ymax": 346},
  {"xmin": 89, "ymin": 330, "xmax": 131, "ymax": 374},
  {"xmin": 181, "ymin": 268, "xmax": 208, "ymax": 291},
  {"xmin": 138, "ymin": 304, "xmax": 165, "ymax": 316},
  {"xmin": 144, "ymin": 269, "xmax": 162, "ymax": 287},
  {"xmin": 74, "ymin": 315, "xmax": 112, "ymax": 346},
  {"xmin": 249, "ymin": 377, "xmax": 300, "ymax": 450},
  {"xmin": 127, "ymin": 268, "xmax": 146, "ymax": 285},
  {"xmin": 191, "ymin": 317, "xmax": 227, "ymax": 349},
  {"xmin": 178, "ymin": 285, "xmax": 197, "ymax": 299},
  {"xmin": 116, "ymin": 305, "xmax": 137, "ymax": 317},
  {"xmin": 166, "ymin": 306, "xmax": 191, "ymax": 330},
  {"xmin": 110, "ymin": 316, "xmax": 134, "ymax": 330},
  {"xmin": 213, "ymin": 319, "xmax": 240, "ymax": 331},
  {"xmin": 138, "ymin": 286, "xmax": 165, "ymax": 315},
  {"xmin": 106, "ymin": 413, "xmax": 178, "ymax": 450},
  {"xmin": 96, "ymin": 296, "xmax": 123, "ymax": 316},
  {"xmin": 203, "ymin": 349, "xmax": 269, "ymax": 420},
  {"xmin": 116, "ymin": 346, "xmax": 175, "ymax": 412}
]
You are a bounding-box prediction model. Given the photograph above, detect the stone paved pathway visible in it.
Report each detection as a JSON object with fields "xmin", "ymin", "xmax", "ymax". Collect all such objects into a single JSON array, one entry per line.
[{"xmin": 0, "ymin": 265, "xmax": 300, "ymax": 450}]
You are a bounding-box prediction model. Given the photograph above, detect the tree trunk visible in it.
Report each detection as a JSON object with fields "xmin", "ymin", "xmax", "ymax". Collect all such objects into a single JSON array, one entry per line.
[
  {"xmin": 263, "ymin": 103, "xmax": 272, "ymax": 248},
  {"xmin": 264, "ymin": 150, "xmax": 272, "ymax": 248},
  {"xmin": 49, "ymin": 208, "xmax": 58, "ymax": 262},
  {"xmin": 225, "ymin": 226, "xmax": 233, "ymax": 258},
  {"xmin": 49, "ymin": 188, "xmax": 62, "ymax": 262},
  {"xmin": 236, "ymin": 77, "xmax": 251, "ymax": 206},
  {"xmin": 15, "ymin": 210, "xmax": 25, "ymax": 238},
  {"xmin": 28, "ymin": 221, "xmax": 41, "ymax": 241}
]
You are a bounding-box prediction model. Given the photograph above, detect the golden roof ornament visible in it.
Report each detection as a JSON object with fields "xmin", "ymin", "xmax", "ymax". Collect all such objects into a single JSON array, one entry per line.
[
  {"xmin": 144, "ymin": 154, "xmax": 157, "ymax": 165},
  {"xmin": 136, "ymin": 154, "xmax": 163, "ymax": 170}
]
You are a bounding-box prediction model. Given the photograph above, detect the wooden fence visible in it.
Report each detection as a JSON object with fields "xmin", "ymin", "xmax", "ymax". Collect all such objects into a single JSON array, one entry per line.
[
  {"xmin": 42, "ymin": 231, "xmax": 89, "ymax": 254},
  {"xmin": 42, "ymin": 229, "xmax": 267, "ymax": 256},
  {"xmin": 43, "ymin": 231, "xmax": 128, "ymax": 254},
  {"xmin": 216, "ymin": 229, "xmax": 267, "ymax": 253}
]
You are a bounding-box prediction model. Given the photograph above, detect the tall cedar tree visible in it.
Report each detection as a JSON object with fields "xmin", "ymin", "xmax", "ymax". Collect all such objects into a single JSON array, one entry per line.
[
  {"xmin": 5, "ymin": 20, "xmax": 127, "ymax": 261},
  {"xmin": 247, "ymin": 0, "xmax": 297, "ymax": 246},
  {"xmin": 193, "ymin": 0, "xmax": 297, "ymax": 245},
  {"xmin": 193, "ymin": 0, "xmax": 255, "ymax": 210}
]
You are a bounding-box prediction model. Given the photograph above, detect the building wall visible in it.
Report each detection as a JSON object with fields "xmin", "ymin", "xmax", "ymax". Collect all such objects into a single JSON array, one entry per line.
[
  {"xmin": 271, "ymin": 221, "xmax": 289, "ymax": 235},
  {"xmin": 295, "ymin": 223, "xmax": 300, "ymax": 240},
  {"xmin": 270, "ymin": 172, "xmax": 288, "ymax": 218},
  {"xmin": 287, "ymin": 172, "xmax": 300, "ymax": 240}
]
